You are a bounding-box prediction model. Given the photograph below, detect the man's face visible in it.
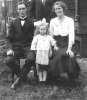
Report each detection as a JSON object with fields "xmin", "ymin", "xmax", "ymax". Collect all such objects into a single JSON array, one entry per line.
[{"xmin": 17, "ymin": 4, "xmax": 27, "ymax": 17}]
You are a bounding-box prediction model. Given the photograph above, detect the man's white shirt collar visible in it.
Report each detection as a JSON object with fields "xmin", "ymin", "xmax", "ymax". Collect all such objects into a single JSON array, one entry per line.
[{"xmin": 20, "ymin": 16, "xmax": 27, "ymax": 26}]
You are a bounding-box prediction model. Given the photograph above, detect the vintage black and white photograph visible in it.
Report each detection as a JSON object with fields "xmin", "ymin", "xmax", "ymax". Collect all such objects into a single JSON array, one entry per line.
[{"xmin": 0, "ymin": 0, "xmax": 87, "ymax": 100}]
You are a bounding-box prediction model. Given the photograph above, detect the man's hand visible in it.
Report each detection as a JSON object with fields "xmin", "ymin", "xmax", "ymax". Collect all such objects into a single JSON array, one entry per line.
[
  {"xmin": 7, "ymin": 50, "xmax": 14, "ymax": 56},
  {"xmin": 66, "ymin": 49, "xmax": 74, "ymax": 58}
]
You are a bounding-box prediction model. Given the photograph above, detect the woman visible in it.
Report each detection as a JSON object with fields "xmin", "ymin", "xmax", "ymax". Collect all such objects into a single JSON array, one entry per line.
[{"xmin": 49, "ymin": 1, "xmax": 80, "ymax": 81}]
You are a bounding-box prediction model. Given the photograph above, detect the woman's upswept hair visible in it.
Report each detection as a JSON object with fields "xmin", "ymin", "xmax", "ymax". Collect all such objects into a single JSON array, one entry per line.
[
  {"xmin": 34, "ymin": 22, "xmax": 49, "ymax": 36},
  {"xmin": 52, "ymin": 1, "xmax": 68, "ymax": 14}
]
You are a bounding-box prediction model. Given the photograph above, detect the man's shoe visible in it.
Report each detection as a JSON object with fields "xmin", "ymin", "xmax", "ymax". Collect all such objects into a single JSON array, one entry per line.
[{"xmin": 11, "ymin": 78, "xmax": 20, "ymax": 89}]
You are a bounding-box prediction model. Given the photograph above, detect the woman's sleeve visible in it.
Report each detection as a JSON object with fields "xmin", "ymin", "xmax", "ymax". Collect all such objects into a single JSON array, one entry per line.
[
  {"xmin": 49, "ymin": 19, "xmax": 54, "ymax": 37},
  {"xmin": 68, "ymin": 18, "xmax": 75, "ymax": 49},
  {"xmin": 31, "ymin": 35, "xmax": 38, "ymax": 50}
]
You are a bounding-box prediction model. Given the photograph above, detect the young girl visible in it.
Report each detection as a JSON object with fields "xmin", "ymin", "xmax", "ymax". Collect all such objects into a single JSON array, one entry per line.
[{"xmin": 31, "ymin": 22, "xmax": 58, "ymax": 83}]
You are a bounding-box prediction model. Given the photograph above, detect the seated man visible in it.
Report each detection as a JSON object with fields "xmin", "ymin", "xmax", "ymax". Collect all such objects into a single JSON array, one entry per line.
[{"xmin": 6, "ymin": 1, "xmax": 35, "ymax": 89}]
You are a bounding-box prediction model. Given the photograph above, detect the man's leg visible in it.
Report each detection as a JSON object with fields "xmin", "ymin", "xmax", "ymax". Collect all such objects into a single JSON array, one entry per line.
[
  {"xmin": 20, "ymin": 50, "xmax": 36, "ymax": 81},
  {"xmin": 6, "ymin": 55, "xmax": 21, "ymax": 83},
  {"xmin": 11, "ymin": 50, "xmax": 35, "ymax": 89}
]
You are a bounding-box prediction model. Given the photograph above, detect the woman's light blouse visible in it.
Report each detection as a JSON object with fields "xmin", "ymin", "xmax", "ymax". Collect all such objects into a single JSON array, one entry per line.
[{"xmin": 49, "ymin": 16, "xmax": 75, "ymax": 44}]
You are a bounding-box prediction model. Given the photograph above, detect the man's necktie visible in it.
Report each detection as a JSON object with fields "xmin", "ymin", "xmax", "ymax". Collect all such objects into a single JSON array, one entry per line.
[{"xmin": 20, "ymin": 17, "xmax": 26, "ymax": 26}]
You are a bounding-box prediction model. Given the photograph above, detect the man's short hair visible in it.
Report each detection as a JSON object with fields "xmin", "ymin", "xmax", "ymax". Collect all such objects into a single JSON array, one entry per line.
[{"xmin": 17, "ymin": 1, "xmax": 27, "ymax": 8}]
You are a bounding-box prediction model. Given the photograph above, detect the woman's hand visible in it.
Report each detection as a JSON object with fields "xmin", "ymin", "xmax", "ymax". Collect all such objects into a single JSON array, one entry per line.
[{"xmin": 66, "ymin": 49, "xmax": 74, "ymax": 58}]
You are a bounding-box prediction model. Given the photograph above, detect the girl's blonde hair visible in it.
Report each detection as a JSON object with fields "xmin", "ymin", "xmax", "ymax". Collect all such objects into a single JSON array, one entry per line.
[{"xmin": 34, "ymin": 22, "xmax": 49, "ymax": 36}]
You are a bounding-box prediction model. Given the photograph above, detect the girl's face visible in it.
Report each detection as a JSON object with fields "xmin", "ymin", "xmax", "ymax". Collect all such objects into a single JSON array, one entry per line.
[
  {"xmin": 54, "ymin": 4, "xmax": 64, "ymax": 17},
  {"xmin": 39, "ymin": 25, "xmax": 47, "ymax": 35}
]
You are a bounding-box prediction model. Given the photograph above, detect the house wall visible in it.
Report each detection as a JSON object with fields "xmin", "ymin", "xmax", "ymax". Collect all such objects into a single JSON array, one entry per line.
[
  {"xmin": 79, "ymin": 0, "xmax": 87, "ymax": 57},
  {"xmin": 66, "ymin": 0, "xmax": 87, "ymax": 57}
]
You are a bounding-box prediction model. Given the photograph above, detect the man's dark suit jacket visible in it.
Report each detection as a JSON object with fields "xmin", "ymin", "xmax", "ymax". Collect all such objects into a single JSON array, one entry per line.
[
  {"xmin": 6, "ymin": 16, "xmax": 34, "ymax": 51},
  {"xmin": 30, "ymin": 0, "xmax": 57, "ymax": 22}
]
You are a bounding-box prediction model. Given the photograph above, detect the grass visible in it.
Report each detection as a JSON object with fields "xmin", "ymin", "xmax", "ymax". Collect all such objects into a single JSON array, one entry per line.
[{"xmin": 0, "ymin": 68, "xmax": 86, "ymax": 100}]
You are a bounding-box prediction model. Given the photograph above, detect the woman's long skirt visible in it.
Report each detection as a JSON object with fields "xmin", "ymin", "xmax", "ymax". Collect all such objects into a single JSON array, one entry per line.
[{"xmin": 49, "ymin": 35, "xmax": 80, "ymax": 79}]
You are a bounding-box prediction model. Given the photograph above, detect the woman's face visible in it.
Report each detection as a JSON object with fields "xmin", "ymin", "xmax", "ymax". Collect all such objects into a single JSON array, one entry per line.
[
  {"xmin": 54, "ymin": 4, "xmax": 64, "ymax": 17},
  {"xmin": 39, "ymin": 25, "xmax": 47, "ymax": 35}
]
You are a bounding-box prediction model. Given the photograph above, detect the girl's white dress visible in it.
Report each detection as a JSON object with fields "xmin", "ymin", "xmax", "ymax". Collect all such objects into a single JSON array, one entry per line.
[{"xmin": 31, "ymin": 34, "xmax": 56, "ymax": 65}]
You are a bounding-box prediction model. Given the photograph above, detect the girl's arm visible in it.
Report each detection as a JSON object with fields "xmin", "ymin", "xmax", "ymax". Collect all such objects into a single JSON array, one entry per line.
[
  {"xmin": 50, "ymin": 36, "xmax": 58, "ymax": 50},
  {"xmin": 53, "ymin": 43, "xmax": 59, "ymax": 50},
  {"xmin": 31, "ymin": 35, "xmax": 38, "ymax": 50}
]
